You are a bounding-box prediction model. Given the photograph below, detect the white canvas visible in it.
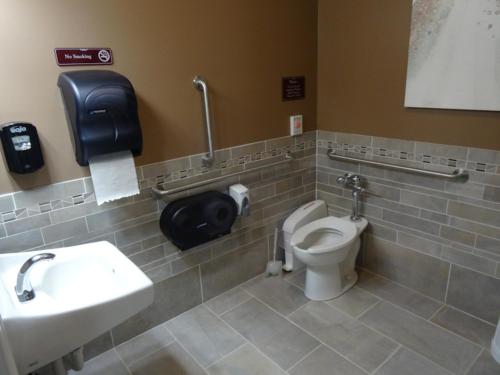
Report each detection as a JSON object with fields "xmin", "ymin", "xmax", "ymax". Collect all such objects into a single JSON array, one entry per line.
[{"xmin": 405, "ymin": 0, "xmax": 500, "ymax": 111}]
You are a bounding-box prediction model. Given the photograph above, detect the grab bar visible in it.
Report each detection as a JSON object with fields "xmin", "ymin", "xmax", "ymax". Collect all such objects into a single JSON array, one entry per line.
[
  {"xmin": 326, "ymin": 149, "xmax": 468, "ymax": 180},
  {"xmin": 193, "ymin": 76, "xmax": 215, "ymax": 166},
  {"xmin": 152, "ymin": 153, "xmax": 294, "ymax": 199}
]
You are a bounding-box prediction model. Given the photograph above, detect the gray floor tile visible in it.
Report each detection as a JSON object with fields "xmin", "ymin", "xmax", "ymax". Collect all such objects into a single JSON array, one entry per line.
[
  {"xmin": 374, "ymin": 348, "xmax": 452, "ymax": 375},
  {"xmin": 116, "ymin": 324, "xmax": 175, "ymax": 366},
  {"xmin": 129, "ymin": 342, "xmax": 206, "ymax": 375},
  {"xmin": 166, "ymin": 305, "xmax": 245, "ymax": 368},
  {"xmin": 206, "ymin": 344, "xmax": 286, "ymax": 375},
  {"xmin": 431, "ymin": 306, "xmax": 496, "ymax": 348},
  {"xmin": 467, "ymin": 350, "xmax": 500, "ymax": 375},
  {"xmin": 205, "ymin": 287, "xmax": 252, "ymax": 315},
  {"xmin": 70, "ymin": 349, "xmax": 129, "ymax": 375},
  {"xmin": 289, "ymin": 302, "xmax": 397, "ymax": 372},
  {"xmin": 357, "ymin": 270, "xmax": 442, "ymax": 319},
  {"xmin": 221, "ymin": 299, "xmax": 319, "ymax": 370},
  {"xmin": 327, "ymin": 286, "xmax": 380, "ymax": 317},
  {"xmin": 284, "ymin": 269, "xmax": 306, "ymax": 290},
  {"xmin": 289, "ymin": 345, "xmax": 366, "ymax": 375},
  {"xmin": 359, "ymin": 302, "xmax": 481, "ymax": 374},
  {"xmin": 242, "ymin": 275, "xmax": 309, "ymax": 315}
]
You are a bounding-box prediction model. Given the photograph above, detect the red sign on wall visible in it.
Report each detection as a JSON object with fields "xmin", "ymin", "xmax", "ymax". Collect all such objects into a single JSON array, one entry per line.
[{"xmin": 54, "ymin": 48, "xmax": 113, "ymax": 66}]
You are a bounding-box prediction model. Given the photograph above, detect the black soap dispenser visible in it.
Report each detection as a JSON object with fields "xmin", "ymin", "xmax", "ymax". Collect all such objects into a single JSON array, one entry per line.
[{"xmin": 0, "ymin": 122, "xmax": 44, "ymax": 174}]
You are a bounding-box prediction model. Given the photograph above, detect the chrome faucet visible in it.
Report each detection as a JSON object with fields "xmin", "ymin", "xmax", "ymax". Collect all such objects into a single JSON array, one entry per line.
[
  {"xmin": 15, "ymin": 253, "xmax": 55, "ymax": 302},
  {"xmin": 336, "ymin": 173, "xmax": 365, "ymax": 222}
]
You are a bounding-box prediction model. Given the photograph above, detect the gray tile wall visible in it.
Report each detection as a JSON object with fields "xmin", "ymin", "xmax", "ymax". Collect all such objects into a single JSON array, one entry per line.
[
  {"xmin": 0, "ymin": 131, "xmax": 316, "ymax": 360},
  {"xmin": 317, "ymin": 130, "xmax": 500, "ymax": 325},
  {"xmin": 6, "ymin": 129, "xmax": 500, "ymax": 365}
]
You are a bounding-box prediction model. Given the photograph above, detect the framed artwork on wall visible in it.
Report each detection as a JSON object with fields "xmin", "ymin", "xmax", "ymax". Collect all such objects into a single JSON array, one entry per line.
[{"xmin": 405, "ymin": 0, "xmax": 500, "ymax": 111}]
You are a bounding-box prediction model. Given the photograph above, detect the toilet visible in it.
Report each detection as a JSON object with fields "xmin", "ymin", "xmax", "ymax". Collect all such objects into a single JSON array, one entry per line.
[{"xmin": 283, "ymin": 200, "xmax": 368, "ymax": 301}]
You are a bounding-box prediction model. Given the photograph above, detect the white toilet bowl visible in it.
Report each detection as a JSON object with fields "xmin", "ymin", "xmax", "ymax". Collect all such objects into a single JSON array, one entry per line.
[{"xmin": 290, "ymin": 215, "xmax": 367, "ymax": 300}]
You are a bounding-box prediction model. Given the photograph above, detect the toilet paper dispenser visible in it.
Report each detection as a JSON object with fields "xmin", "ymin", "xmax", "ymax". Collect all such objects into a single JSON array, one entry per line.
[
  {"xmin": 160, "ymin": 190, "xmax": 238, "ymax": 250},
  {"xmin": 57, "ymin": 70, "xmax": 142, "ymax": 166}
]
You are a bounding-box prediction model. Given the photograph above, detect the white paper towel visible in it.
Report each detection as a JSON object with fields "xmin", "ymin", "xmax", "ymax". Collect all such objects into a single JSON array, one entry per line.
[{"xmin": 89, "ymin": 150, "xmax": 140, "ymax": 206}]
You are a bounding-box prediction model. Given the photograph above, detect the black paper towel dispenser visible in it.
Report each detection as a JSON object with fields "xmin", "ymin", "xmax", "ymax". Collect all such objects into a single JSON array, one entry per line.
[{"xmin": 57, "ymin": 70, "xmax": 142, "ymax": 166}]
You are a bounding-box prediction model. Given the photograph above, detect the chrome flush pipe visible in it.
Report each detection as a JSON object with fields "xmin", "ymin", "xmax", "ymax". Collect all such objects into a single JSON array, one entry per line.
[{"xmin": 336, "ymin": 173, "xmax": 365, "ymax": 222}]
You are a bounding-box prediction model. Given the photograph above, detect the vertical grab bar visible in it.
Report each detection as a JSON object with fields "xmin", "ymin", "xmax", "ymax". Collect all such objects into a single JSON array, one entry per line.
[{"xmin": 193, "ymin": 76, "xmax": 215, "ymax": 166}]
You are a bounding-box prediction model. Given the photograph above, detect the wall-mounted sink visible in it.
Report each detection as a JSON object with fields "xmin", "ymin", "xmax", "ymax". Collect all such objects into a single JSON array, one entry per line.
[{"xmin": 0, "ymin": 241, "xmax": 154, "ymax": 374}]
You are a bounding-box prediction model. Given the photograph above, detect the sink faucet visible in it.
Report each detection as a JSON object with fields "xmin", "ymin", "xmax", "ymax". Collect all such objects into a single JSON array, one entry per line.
[
  {"xmin": 336, "ymin": 173, "xmax": 365, "ymax": 222},
  {"xmin": 15, "ymin": 253, "xmax": 55, "ymax": 302}
]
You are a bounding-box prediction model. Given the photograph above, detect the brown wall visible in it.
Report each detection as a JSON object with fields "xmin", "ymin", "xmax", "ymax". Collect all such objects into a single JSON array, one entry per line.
[
  {"xmin": 317, "ymin": 0, "xmax": 500, "ymax": 150},
  {"xmin": 0, "ymin": 0, "xmax": 317, "ymax": 194}
]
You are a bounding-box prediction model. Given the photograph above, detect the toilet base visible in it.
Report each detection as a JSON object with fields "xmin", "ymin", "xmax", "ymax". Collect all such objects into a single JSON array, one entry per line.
[{"xmin": 304, "ymin": 265, "xmax": 358, "ymax": 301}]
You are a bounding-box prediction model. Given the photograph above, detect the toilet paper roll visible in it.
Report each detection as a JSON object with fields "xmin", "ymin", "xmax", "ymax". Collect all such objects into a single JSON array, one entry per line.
[{"xmin": 88, "ymin": 151, "xmax": 140, "ymax": 206}]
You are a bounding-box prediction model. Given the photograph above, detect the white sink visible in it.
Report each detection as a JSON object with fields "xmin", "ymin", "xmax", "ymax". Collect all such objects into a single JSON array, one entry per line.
[{"xmin": 0, "ymin": 241, "xmax": 154, "ymax": 374}]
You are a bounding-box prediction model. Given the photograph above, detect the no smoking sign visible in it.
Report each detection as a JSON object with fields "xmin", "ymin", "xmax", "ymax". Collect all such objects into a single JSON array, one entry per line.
[{"xmin": 54, "ymin": 48, "xmax": 114, "ymax": 66}]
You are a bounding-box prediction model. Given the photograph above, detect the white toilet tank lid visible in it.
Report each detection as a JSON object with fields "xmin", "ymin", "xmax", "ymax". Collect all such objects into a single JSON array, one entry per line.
[{"xmin": 283, "ymin": 200, "xmax": 328, "ymax": 234}]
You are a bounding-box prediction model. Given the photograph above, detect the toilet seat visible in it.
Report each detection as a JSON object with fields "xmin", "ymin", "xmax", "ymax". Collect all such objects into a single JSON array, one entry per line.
[{"xmin": 291, "ymin": 216, "xmax": 357, "ymax": 254}]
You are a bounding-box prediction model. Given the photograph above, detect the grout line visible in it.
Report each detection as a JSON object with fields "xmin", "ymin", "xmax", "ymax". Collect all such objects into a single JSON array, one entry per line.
[
  {"xmin": 285, "ymin": 343, "xmax": 322, "ymax": 373},
  {"xmin": 163, "ymin": 325, "xmax": 210, "ymax": 374},
  {"xmin": 354, "ymin": 299, "xmax": 382, "ymax": 320},
  {"xmin": 113, "ymin": 347, "xmax": 134, "ymax": 375},
  {"xmin": 210, "ymin": 301, "xmax": 296, "ymax": 373},
  {"xmin": 439, "ymin": 304, "xmax": 497, "ymax": 328},
  {"xmin": 357, "ymin": 268, "xmax": 445, "ymax": 306},
  {"xmin": 212, "ymin": 282, "xmax": 264, "ymax": 317},
  {"xmin": 369, "ymin": 344, "xmax": 401, "ymax": 375},
  {"xmin": 198, "ymin": 265, "xmax": 205, "ymax": 302},
  {"xmin": 119, "ymin": 326, "xmax": 177, "ymax": 369},
  {"xmin": 444, "ymin": 263, "xmax": 452, "ymax": 305},
  {"xmin": 326, "ymin": 299, "xmax": 460, "ymax": 375},
  {"xmin": 242, "ymin": 291, "xmax": 370, "ymax": 374},
  {"xmin": 202, "ymin": 340, "xmax": 247, "ymax": 370},
  {"xmin": 203, "ymin": 285, "xmax": 252, "ymax": 314},
  {"xmin": 366, "ymin": 231, "xmax": 499, "ymax": 280},
  {"xmin": 109, "ymin": 329, "xmax": 116, "ymax": 349},
  {"xmin": 464, "ymin": 348, "xmax": 484, "ymax": 375},
  {"xmin": 355, "ymin": 283, "xmax": 485, "ymax": 350},
  {"xmin": 358, "ymin": 268, "xmax": 497, "ymax": 332},
  {"xmin": 427, "ymin": 304, "xmax": 445, "ymax": 322}
]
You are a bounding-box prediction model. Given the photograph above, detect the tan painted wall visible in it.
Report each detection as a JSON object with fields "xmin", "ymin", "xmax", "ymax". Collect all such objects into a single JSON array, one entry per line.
[
  {"xmin": 317, "ymin": 0, "xmax": 500, "ymax": 150},
  {"xmin": 0, "ymin": 0, "xmax": 317, "ymax": 194}
]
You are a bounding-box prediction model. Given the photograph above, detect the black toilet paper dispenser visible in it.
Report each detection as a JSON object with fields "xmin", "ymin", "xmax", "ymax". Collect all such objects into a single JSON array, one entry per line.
[
  {"xmin": 57, "ymin": 70, "xmax": 142, "ymax": 166},
  {"xmin": 160, "ymin": 191, "xmax": 238, "ymax": 250}
]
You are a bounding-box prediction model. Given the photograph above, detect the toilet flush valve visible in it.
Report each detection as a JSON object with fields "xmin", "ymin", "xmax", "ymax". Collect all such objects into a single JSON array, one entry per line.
[{"xmin": 336, "ymin": 173, "xmax": 365, "ymax": 221}]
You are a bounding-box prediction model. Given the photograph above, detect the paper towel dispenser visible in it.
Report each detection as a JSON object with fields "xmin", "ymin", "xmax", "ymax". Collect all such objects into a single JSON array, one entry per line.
[{"xmin": 57, "ymin": 70, "xmax": 142, "ymax": 166}]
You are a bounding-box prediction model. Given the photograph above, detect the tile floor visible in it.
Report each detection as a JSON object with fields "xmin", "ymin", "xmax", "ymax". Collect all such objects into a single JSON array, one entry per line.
[{"xmin": 64, "ymin": 270, "xmax": 499, "ymax": 375}]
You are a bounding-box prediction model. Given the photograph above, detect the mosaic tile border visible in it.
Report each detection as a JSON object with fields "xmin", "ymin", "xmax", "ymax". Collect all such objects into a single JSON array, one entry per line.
[{"xmin": 317, "ymin": 130, "xmax": 500, "ymax": 174}]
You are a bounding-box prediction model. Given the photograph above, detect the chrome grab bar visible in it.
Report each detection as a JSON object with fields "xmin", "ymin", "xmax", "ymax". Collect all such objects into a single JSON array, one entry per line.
[
  {"xmin": 326, "ymin": 149, "xmax": 468, "ymax": 180},
  {"xmin": 152, "ymin": 153, "xmax": 294, "ymax": 199},
  {"xmin": 193, "ymin": 76, "xmax": 215, "ymax": 166}
]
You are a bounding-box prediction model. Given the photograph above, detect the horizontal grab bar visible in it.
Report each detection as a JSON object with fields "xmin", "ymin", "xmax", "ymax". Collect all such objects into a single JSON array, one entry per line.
[
  {"xmin": 326, "ymin": 149, "xmax": 468, "ymax": 180},
  {"xmin": 152, "ymin": 153, "xmax": 295, "ymax": 199}
]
